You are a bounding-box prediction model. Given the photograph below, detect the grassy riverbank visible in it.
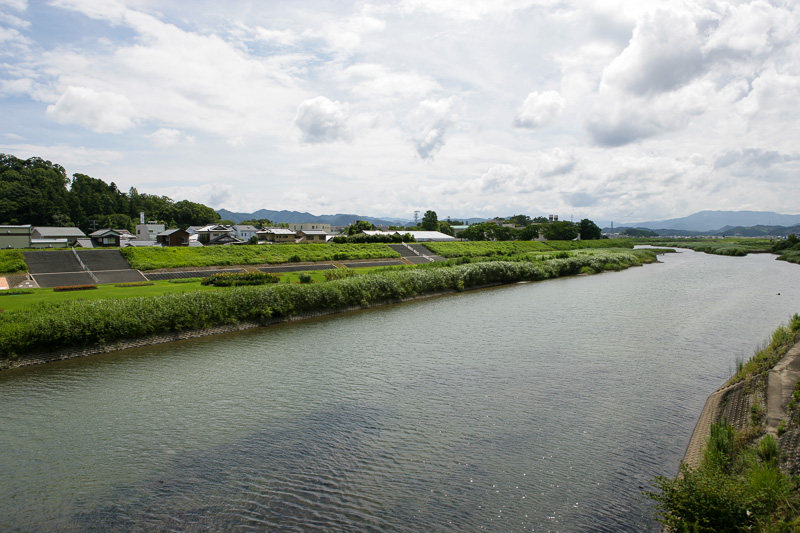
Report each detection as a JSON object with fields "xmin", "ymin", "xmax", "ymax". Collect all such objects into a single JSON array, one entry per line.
[
  {"xmin": 120, "ymin": 243, "xmax": 400, "ymax": 270},
  {"xmin": 648, "ymin": 238, "xmax": 773, "ymax": 257},
  {"xmin": 647, "ymin": 315, "xmax": 800, "ymax": 531},
  {"xmin": 0, "ymin": 249, "xmax": 657, "ymax": 363}
]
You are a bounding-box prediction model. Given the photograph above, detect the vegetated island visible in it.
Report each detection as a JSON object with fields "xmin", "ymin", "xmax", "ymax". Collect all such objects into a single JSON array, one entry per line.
[
  {"xmin": 647, "ymin": 315, "xmax": 800, "ymax": 530},
  {"xmin": 646, "ymin": 234, "xmax": 800, "ymax": 264},
  {"xmin": 0, "ymin": 241, "xmax": 659, "ymax": 369}
]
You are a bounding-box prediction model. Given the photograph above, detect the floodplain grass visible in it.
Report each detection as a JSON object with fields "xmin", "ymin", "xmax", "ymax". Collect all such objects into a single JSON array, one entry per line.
[
  {"xmin": 649, "ymin": 238, "xmax": 773, "ymax": 257},
  {"xmin": 0, "ymin": 249, "xmax": 656, "ymax": 360},
  {"xmin": 728, "ymin": 314, "xmax": 800, "ymax": 386},
  {"xmin": 120, "ymin": 243, "xmax": 400, "ymax": 270},
  {"xmin": 422, "ymin": 239, "xmax": 633, "ymax": 258}
]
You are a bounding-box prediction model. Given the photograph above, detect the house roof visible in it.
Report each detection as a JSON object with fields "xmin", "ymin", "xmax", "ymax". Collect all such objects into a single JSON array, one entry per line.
[
  {"xmin": 298, "ymin": 230, "xmax": 328, "ymax": 235},
  {"xmin": 32, "ymin": 226, "xmax": 86, "ymax": 238},
  {"xmin": 208, "ymin": 234, "xmax": 243, "ymax": 244},
  {"xmin": 260, "ymin": 228, "xmax": 295, "ymax": 235},
  {"xmin": 75, "ymin": 238, "xmax": 95, "ymax": 248},
  {"xmin": 157, "ymin": 228, "xmax": 188, "ymax": 236},
  {"xmin": 123, "ymin": 240, "xmax": 161, "ymax": 247},
  {"xmin": 195, "ymin": 224, "xmax": 233, "ymax": 233},
  {"xmin": 89, "ymin": 229, "xmax": 121, "ymax": 237},
  {"xmin": 232, "ymin": 225, "xmax": 258, "ymax": 232},
  {"xmin": 397, "ymin": 231, "xmax": 456, "ymax": 241}
]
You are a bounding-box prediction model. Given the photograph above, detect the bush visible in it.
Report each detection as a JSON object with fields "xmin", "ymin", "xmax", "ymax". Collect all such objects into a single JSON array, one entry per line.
[
  {"xmin": 114, "ymin": 281, "xmax": 155, "ymax": 288},
  {"xmin": 201, "ymin": 272, "xmax": 280, "ymax": 287},
  {"xmin": 0, "ymin": 250, "xmax": 27, "ymax": 274},
  {"xmin": 0, "ymin": 289, "xmax": 34, "ymax": 296},
  {"xmin": 299, "ymin": 273, "xmax": 312, "ymax": 284},
  {"xmin": 52, "ymin": 285, "xmax": 98, "ymax": 292}
]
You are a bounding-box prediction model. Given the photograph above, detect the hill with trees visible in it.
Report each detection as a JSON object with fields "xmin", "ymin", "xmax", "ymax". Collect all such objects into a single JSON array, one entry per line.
[{"xmin": 0, "ymin": 154, "xmax": 220, "ymax": 232}]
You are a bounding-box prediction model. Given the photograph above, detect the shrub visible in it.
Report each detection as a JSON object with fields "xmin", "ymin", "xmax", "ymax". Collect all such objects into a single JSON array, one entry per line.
[
  {"xmin": 114, "ymin": 281, "xmax": 155, "ymax": 288},
  {"xmin": 299, "ymin": 273, "xmax": 312, "ymax": 284},
  {"xmin": 201, "ymin": 272, "xmax": 280, "ymax": 287},
  {"xmin": 0, "ymin": 250, "xmax": 27, "ymax": 274},
  {"xmin": 167, "ymin": 277, "xmax": 202, "ymax": 284},
  {"xmin": 0, "ymin": 289, "xmax": 34, "ymax": 296},
  {"xmin": 52, "ymin": 285, "xmax": 98, "ymax": 292}
]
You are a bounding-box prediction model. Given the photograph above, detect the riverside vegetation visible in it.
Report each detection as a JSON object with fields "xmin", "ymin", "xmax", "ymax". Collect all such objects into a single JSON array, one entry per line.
[
  {"xmin": 647, "ymin": 315, "xmax": 800, "ymax": 531},
  {"xmin": 648, "ymin": 236, "xmax": 800, "ymax": 265},
  {"xmin": 0, "ymin": 248, "xmax": 658, "ymax": 363}
]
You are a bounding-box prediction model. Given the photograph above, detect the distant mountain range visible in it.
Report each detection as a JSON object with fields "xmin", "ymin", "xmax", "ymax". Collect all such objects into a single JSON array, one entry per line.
[
  {"xmin": 217, "ymin": 208, "xmax": 800, "ymax": 235},
  {"xmin": 616, "ymin": 210, "xmax": 800, "ymax": 232},
  {"xmin": 216, "ymin": 209, "xmax": 485, "ymax": 227}
]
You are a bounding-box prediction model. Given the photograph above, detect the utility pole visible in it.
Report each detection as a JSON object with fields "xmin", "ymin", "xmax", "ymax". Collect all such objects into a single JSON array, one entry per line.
[{"xmin": 414, "ymin": 210, "xmax": 419, "ymax": 226}]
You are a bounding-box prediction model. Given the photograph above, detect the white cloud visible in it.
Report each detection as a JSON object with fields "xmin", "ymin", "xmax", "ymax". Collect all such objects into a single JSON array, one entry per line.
[
  {"xmin": 412, "ymin": 97, "xmax": 458, "ymax": 160},
  {"xmin": 0, "ymin": 0, "xmax": 28, "ymax": 11},
  {"xmin": 339, "ymin": 63, "xmax": 439, "ymax": 100},
  {"xmin": 397, "ymin": 0, "xmax": 558, "ymax": 20},
  {"xmin": 147, "ymin": 128, "xmax": 194, "ymax": 148},
  {"xmin": 294, "ymin": 96, "xmax": 352, "ymax": 144},
  {"xmin": 46, "ymin": 86, "xmax": 136, "ymax": 133},
  {"xmin": 514, "ymin": 91, "xmax": 564, "ymax": 129},
  {"xmin": 600, "ymin": 8, "xmax": 705, "ymax": 96}
]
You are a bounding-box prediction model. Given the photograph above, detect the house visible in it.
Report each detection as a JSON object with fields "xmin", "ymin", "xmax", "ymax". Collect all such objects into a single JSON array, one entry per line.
[
  {"xmin": 297, "ymin": 229, "xmax": 328, "ymax": 243},
  {"xmin": 0, "ymin": 225, "xmax": 32, "ymax": 249},
  {"xmin": 194, "ymin": 224, "xmax": 234, "ymax": 244},
  {"xmin": 136, "ymin": 223, "xmax": 166, "ymax": 241},
  {"xmin": 289, "ymin": 222, "xmax": 332, "ymax": 233},
  {"xmin": 258, "ymin": 227, "xmax": 296, "ymax": 243},
  {"xmin": 31, "ymin": 226, "xmax": 86, "ymax": 245},
  {"xmin": 89, "ymin": 229, "xmax": 122, "ymax": 247},
  {"xmin": 156, "ymin": 228, "xmax": 190, "ymax": 247},
  {"xmin": 232, "ymin": 225, "xmax": 258, "ymax": 242}
]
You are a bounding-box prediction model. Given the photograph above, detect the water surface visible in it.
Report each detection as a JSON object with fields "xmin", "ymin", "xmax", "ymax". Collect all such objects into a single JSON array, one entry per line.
[{"xmin": 1, "ymin": 249, "xmax": 798, "ymax": 531}]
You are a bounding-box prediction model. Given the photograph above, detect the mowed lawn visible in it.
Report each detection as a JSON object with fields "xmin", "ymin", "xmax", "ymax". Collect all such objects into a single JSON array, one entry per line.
[{"xmin": 0, "ymin": 268, "xmax": 370, "ymax": 313}]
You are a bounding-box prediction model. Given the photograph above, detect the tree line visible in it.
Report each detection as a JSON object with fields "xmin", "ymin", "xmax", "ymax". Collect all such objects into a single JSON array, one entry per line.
[
  {"xmin": 409, "ymin": 210, "xmax": 603, "ymax": 241},
  {"xmin": 0, "ymin": 154, "xmax": 220, "ymax": 232}
]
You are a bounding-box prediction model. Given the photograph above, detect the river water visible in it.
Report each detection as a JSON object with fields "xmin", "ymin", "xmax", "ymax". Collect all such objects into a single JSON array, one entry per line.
[{"xmin": 1, "ymin": 249, "xmax": 799, "ymax": 531}]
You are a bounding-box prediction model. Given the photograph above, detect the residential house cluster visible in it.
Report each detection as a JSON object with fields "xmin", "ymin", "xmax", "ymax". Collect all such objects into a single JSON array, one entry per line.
[{"xmin": 0, "ymin": 221, "xmax": 342, "ymax": 249}]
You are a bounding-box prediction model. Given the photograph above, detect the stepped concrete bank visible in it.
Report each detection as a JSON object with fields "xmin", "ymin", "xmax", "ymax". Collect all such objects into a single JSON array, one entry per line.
[{"xmin": 683, "ymin": 341, "xmax": 800, "ymax": 474}]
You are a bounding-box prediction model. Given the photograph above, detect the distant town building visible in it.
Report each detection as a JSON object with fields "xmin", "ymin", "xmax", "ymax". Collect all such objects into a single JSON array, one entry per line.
[
  {"xmin": 136, "ymin": 223, "xmax": 166, "ymax": 241},
  {"xmin": 289, "ymin": 222, "xmax": 331, "ymax": 233}
]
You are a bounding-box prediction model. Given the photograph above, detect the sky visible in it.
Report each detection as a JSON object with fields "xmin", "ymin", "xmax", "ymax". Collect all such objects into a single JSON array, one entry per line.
[{"xmin": 1, "ymin": 0, "xmax": 799, "ymax": 224}]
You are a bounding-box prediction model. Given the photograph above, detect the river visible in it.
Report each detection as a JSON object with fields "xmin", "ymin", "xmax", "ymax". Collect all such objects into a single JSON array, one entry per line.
[{"xmin": 1, "ymin": 249, "xmax": 799, "ymax": 531}]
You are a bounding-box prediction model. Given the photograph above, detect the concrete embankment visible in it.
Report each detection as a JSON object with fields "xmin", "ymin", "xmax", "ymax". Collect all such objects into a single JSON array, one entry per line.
[{"xmin": 683, "ymin": 341, "xmax": 800, "ymax": 473}]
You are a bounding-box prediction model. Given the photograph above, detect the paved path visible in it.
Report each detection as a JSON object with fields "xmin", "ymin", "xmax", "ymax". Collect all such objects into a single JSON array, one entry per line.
[{"xmin": 0, "ymin": 277, "xmax": 8, "ymax": 290}]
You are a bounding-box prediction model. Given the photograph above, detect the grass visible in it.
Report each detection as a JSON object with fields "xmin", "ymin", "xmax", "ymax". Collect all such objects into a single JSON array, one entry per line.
[
  {"xmin": 649, "ymin": 238, "xmax": 773, "ymax": 257},
  {"xmin": 120, "ymin": 243, "xmax": 400, "ymax": 270},
  {"xmin": 728, "ymin": 314, "xmax": 800, "ymax": 386},
  {"xmin": 422, "ymin": 239, "xmax": 633, "ymax": 258},
  {"xmin": 0, "ymin": 250, "xmax": 656, "ymax": 359},
  {"xmin": 0, "ymin": 249, "xmax": 27, "ymax": 274}
]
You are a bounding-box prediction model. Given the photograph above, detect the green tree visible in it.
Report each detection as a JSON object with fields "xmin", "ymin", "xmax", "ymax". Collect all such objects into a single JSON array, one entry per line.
[
  {"xmin": 421, "ymin": 210, "xmax": 439, "ymax": 231},
  {"xmin": 173, "ymin": 200, "xmax": 221, "ymax": 228},
  {"xmin": 508, "ymin": 214, "xmax": 532, "ymax": 227},
  {"xmin": 347, "ymin": 220, "xmax": 375, "ymax": 235},
  {"xmin": 519, "ymin": 225, "xmax": 540, "ymax": 240},
  {"xmin": 542, "ymin": 221, "xmax": 579, "ymax": 240},
  {"xmin": 438, "ymin": 221, "xmax": 455, "ymax": 236},
  {"xmin": 578, "ymin": 218, "xmax": 602, "ymax": 240}
]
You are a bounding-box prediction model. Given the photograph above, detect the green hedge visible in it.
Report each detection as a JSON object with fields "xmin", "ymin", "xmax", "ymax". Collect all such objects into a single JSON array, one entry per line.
[
  {"xmin": 423, "ymin": 239, "xmax": 633, "ymax": 258},
  {"xmin": 0, "ymin": 251, "xmax": 655, "ymax": 360},
  {"xmin": 0, "ymin": 250, "xmax": 27, "ymax": 274},
  {"xmin": 120, "ymin": 243, "xmax": 400, "ymax": 270}
]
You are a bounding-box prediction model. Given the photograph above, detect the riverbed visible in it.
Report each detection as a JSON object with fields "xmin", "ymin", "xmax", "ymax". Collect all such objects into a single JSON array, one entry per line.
[{"xmin": 1, "ymin": 249, "xmax": 798, "ymax": 531}]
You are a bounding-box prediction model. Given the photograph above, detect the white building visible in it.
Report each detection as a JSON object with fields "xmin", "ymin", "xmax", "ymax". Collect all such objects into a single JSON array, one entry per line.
[{"xmin": 136, "ymin": 223, "xmax": 166, "ymax": 241}]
